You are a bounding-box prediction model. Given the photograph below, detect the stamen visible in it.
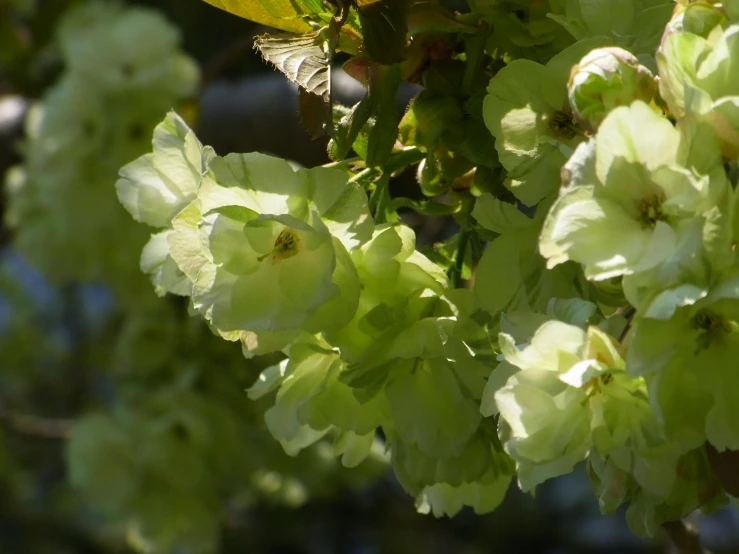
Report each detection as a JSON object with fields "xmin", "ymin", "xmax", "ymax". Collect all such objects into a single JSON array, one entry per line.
[
  {"xmin": 257, "ymin": 228, "xmax": 301, "ymax": 263},
  {"xmin": 636, "ymin": 193, "xmax": 667, "ymax": 228}
]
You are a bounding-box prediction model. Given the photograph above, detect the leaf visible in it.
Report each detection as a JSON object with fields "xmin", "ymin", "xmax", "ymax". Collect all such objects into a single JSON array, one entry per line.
[
  {"xmin": 357, "ymin": 0, "xmax": 409, "ymax": 65},
  {"xmin": 256, "ymin": 30, "xmax": 333, "ymax": 138},
  {"xmin": 202, "ymin": 0, "xmax": 317, "ymax": 33},
  {"xmin": 328, "ymin": 97, "xmax": 374, "ymax": 160},
  {"xmin": 474, "ymin": 231, "xmax": 529, "ymax": 316},
  {"xmin": 472, "ymin": 193, "xmax": 533, "ymax": 234},
  {"xmin": 407, "ymin": 1, "xmax": 477, "ymax": 36},
  {"xmin": 255, "ymin": 31, "xmax": 331, "ymax": 98},
  {"xmin": 390, "ymin": 197, "xmax": 462, "ymax": 216},
  {"xmin": 399, "ymin": 92, "xmax": 464, "ymax": 149},
  {"xmin": 298, "ymin": 87, "xmax": 332, "ymax": 139}
]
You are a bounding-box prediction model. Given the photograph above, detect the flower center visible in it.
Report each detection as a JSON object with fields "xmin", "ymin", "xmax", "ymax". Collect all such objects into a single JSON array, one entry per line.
[
  {"xmin": 690, "ymin": 309, "xmax": 733, "ymax": 352},
  {"xmin": 548, "ymin": 111, "xmax": 579, "ymax": 140},
  {"xmin": 581, "ymin": 372, "xmax": 614, "ymax": 405},
  {"xmin": 257, "ymin": 228, "xmax": 301, "ymax": 263},
  {"xmin": 636, "ymin": 193, "xmax": 667, "ymax": 228}
]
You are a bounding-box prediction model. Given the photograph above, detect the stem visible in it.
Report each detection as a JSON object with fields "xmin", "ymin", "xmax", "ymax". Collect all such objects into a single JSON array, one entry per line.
[
  {"xmin": 343, "ymin": 147, "xmax": 424, "ymax": 185},
  {"xmin": 348, "ymin": 167, "xmax": 377, "ymax": 185},
  {"xmin": 448, "ymin": 196, "xmax": 476, "ymax": 288},
  {"xmin": 618, "ymin": 304, "xmax": 637, "ymax": 342},
  {"xmin": 322, "ymin": 155, "xmax": 362, "ymax": 169},
  {"xmin": 663, "ymin": 520, "xmax": 710, "ymax": 554},
  {"xmin": 449, "ymin": 229, "xmax": 472, "ymax": 288},
  {"xmin": 368, "ymin": 174, "xmax": 391, "ymax": 224},
  {"xmin": 384, "ymin": 146, "xmax": 423, "ymax": 173},
  {"xmin": 0, "ymin": 407, "xmax": 73, "ymax": 439}
]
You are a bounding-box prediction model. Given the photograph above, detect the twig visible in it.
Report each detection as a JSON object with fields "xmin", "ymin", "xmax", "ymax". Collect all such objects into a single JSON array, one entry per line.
[
  {"xmin": 618, "ymin": 304, "xmax": 637, "ymax": 342},
  {"xmin": 663, "ymin": 520, "xmax": 711, "ymax": 554},
  {"xmin": 0, "ymin": 406, "xmax": 73, "ymax": 439}
]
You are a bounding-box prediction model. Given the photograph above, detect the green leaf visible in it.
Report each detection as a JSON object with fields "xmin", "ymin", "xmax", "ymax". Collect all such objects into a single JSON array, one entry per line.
[
  {"xmin": 443, "ymin": 118, "xmax": 499, "ymax": 169},
  {"xmin": 407, "ymin": 1, "xmax": 478, "ymax": 36},
  {"xmin": 416, "ymin": 474, "xmax": 512, "ymax": 518},
  {"xmin": 357, "ymin": 0, "xmax": 409, "ymax": 65},
  {"xmin": 202, "ymin": 0, "xmax": 318, "ymax": 33},
  {"xmin": 399, "ymin": 92, "xmax": 464, "ymax": 149},
  {"xmin": 472, "ymin": 193, "xmax": 533, "ymax": 234},
  {"xmin": 328, "ymin": 97, "xmax": 374, "ymax": 161},
  {"xmin": 474, "ymin": 231, "xmax": 528, "ymax": 316},
  {"xmin": 385, "ymin": 358, "xmax": 482, "ymax": 458}
]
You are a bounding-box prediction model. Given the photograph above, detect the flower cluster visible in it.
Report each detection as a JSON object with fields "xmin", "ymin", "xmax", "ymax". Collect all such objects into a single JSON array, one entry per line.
[
  {"xmin": 115, "ymin": 0, "xmax": 739, "ymax": 536},
  {"xmin": 119, "ymin": 112, "xmax": 514, "ymax": 516},
  {"xmin": 4, "ymin": 2, "xmax": 198, "ymax": 300}
]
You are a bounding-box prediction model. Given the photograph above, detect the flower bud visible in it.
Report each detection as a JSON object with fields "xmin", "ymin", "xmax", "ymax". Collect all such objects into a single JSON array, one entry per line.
[
  {"xmin": 661, "ymin": 1, "xmax": 727, "ymax": 45},
  {"xmin": 567, "ymin": 47, "xmax": 657, "ymax": 132}
]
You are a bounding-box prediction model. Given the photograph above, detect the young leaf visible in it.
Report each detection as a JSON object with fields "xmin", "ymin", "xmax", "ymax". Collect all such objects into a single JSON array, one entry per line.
[
  {"xmin": 255, "ymin": 31, "xmax": 331, "ymax": 98},
  {"xmin": 298, "ymin": 87, "xmax": 332, "ymax": 139},
  {"xmin": 328, "ymin": 96, "xmax": 374, "ymax": 160},
  {"xmin": 256, "ymin": 30, "xmax": 332, "ymax": 137}
]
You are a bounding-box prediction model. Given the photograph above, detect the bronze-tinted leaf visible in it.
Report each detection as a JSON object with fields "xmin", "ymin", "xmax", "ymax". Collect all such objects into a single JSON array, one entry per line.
[
  {"xmin": 298, "ymin": 87, "xmax": 332, "ymax": 139},
  {"xmin": 255, "ymin": 31, "xmax": 331, "ymax": 98}
]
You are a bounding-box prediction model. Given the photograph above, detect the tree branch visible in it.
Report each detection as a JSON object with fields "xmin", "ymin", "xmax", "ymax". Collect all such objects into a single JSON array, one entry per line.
[
  {"xmin": 663, "ymin": 520, "xmax": 711, "ymax": 554},
  {"xmin": 0, "ymin": 406, "xmax": 73, "ymax": 439}
]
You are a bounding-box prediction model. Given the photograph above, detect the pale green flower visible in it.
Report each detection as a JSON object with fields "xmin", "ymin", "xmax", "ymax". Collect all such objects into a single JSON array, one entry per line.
[
  {"xmin": 658, "ymin": 17, "xmax": 739, "ymax": 156},
  {"xmin": 491, "ymin": 316, "xmax": 682, "ymax": 502},
  {"xmin": 483, "ymin": 38, "xmax": 607, "ymax": 206},
  {"xmin": 167, "ymin": 152, "xmax": 372, "ymax": 334},
  {"xmin": 540, "ymin": 101, "xmax": 730, "ymax": 281},
  {"xmin": 117, "ymin": 111, "xmax": 215, "ymax": 229},
  {"xmin": 58, "ymin": 2, "xmax": 199, "ymax": 95},
  {"xmin": 628, "ymin": 277, "xmax": 739, "ymax": 452},
  {"xmin": 568, "ymin": 46, "xmax": 657, "ymax": 131},
  {"xmin": 549, "ymin": 0, "xmax": 673, "ymax": 55}
]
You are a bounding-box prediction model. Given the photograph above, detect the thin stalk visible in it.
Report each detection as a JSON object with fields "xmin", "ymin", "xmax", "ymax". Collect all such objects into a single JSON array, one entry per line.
[
  {"xmin": 0, "ymin": 406, "xmax": 73, "ymax": 439},
  {"xmin": 449, "ymin": 228, "xmax": 472, "ymax": 288},
  {"xmin": 322, "ymin": 155, "xmax": 363, "ymax": 170},
  {"xmin": 348, "ymin": 167, "xmax": 377, "ymax": 186},
  {"xmin": 343, "ymin": 146, "xmax": 424, "ymax": 186}
]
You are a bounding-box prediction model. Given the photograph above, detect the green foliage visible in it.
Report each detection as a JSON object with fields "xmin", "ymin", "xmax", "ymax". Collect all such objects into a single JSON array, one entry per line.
[
  {"xmin": 107, "ymin": 0, "xmax": 739, "ymax": 537},
  {"xmin": 10, "ymin": 0, "xmax": 739, "ymax": 551}
]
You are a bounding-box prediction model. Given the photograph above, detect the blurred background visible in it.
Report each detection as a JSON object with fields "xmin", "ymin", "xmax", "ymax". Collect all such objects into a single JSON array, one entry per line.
[{"xmin": 1, "ymin": 1, "xmax": 739, "ymax": 553}]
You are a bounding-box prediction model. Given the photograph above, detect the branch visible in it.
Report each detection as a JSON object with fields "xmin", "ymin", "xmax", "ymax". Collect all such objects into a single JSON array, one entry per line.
[
  {"xmin": 617, "ymin": 304, "xmax": 636, "ymax": 342},
  {"xmin": 663, "ymin": 520, "xmax": 711, "ymax": 554},
  {"xmin": 0, "ymin": 406, "xmax": 73, "ymax": 439}
]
